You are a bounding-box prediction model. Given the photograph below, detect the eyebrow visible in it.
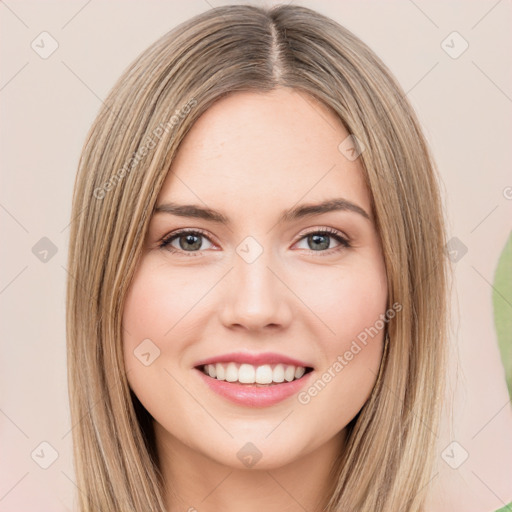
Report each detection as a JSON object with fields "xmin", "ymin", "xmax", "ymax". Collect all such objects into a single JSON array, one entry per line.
[{"xmin": 154, "ymin": 198, "xmax": 371, "ymax": 225}]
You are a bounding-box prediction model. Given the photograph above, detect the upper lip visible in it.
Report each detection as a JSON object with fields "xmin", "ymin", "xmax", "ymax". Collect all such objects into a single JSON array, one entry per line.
[{"xmin": 193, "ymin": 352, "xmax": 314, "ymax": 369}]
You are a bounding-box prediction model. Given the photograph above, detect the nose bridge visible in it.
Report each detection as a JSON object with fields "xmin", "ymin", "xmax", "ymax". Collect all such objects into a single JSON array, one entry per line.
[
  {"xmin": 219, "ymin": 238, "xmax": 292, "ymax": 330},
  {"xmin": 236, "ymin": 249, "xmax": 274, "ymax": 299},
  {"xmin": 234, "ymin": 242, "xmax": 279, "ymax": 309}
]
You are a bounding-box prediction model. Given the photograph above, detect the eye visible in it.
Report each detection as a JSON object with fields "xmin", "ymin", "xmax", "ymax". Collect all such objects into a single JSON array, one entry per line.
[
  {"xmin": 294, "ymin": 227, "xmax": 351, "ymax": 254},
  {"xmin": 159, "ymin": 229, "xmax": 215, "ymax": 257},
  {"xmin": 158, "ymin": 227, "xmax": 351, "ymax": 257}
]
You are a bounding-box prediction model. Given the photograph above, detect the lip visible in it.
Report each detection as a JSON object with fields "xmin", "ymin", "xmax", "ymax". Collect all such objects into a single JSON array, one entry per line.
[
  {"xmin": 194, "ymin": 367, "xmax": 314, "ymax": 408},
  {"xmin": 193, "ymin": 351, "xmax": 314, "ymax": 369}
]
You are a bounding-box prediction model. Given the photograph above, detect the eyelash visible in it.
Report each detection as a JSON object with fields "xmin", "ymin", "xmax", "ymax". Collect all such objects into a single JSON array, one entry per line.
[{"xmin": 158, "ymin": 227, "xmax": 351, "ymax": 258}]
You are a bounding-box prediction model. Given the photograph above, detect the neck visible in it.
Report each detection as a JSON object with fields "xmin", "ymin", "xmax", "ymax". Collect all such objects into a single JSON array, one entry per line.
[{"xmin": 155, "ymin": 423, "xmax": 346, "ymax": 512}]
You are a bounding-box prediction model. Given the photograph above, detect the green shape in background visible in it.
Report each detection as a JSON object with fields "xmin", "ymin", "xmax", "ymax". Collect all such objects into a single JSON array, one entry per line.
[{"xmin": 493, "ymin": 231, "xmax": 512, "ymax": 398}]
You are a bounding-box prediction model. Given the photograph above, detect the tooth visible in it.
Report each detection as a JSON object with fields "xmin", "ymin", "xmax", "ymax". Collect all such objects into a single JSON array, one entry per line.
[
  {"xmin": 203, "ymin": 362, "xmax": 307, "ymax": 384},
  {"xmin": 255, "ymin": 364, "xmax": 273, "ymax": 384},
  {"xmin": 272, "ymin": 364, "xmax": 285, "ymax": 383},
  {"xmin": 215, "ymin": 363, "xmax": 226, "ymax": 381},
  {"xmin": 294, "ymin": 367, "xmax": 305, "ymax": 379},
  {"xmin": 238, "ymin": 364, "xmax": 255, "ymax": 383},
  {"xmin": 284, "ymin": 365, "xmax": 296, "ymax": 382},
  {"xmin": 225, "ymin": 362, "xmax": 238, "ymax": 382}
]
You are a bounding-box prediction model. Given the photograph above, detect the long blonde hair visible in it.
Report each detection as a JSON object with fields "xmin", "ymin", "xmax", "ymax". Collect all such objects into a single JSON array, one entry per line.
[{"xmin": 66, "ymin": 4, "xmax": 447, "ymax": 511}]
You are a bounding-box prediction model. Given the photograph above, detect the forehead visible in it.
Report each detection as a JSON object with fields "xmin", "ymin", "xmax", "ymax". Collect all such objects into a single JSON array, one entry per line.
[{"xmin": 157, "ymin": 88, "xmax": 370, "ymax": 218}]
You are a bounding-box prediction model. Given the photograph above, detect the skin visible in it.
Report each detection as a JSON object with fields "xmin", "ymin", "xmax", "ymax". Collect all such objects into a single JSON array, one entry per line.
[{"xmin": 122, "ymin": 87, "xmax": 388, "ymax": 512}]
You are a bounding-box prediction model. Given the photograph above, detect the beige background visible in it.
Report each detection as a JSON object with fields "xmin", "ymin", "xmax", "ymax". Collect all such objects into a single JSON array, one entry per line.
[{"xmin": 1, "ymin": 0, "xmax": 511, "ymax": 510}]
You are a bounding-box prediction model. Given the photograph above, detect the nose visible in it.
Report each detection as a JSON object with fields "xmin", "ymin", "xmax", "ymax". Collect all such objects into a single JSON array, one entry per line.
[{"xmin": 218, "ymin": 248, "xmax": 293, "ymax": 332}]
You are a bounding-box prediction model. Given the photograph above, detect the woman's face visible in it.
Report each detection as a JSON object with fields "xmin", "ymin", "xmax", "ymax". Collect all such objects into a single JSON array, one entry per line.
[{"xmin": 123, "ymin": 87, "xmax": 388, "ymax": 471}]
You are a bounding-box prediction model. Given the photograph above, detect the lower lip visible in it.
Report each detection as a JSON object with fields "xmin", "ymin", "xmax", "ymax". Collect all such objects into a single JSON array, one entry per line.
[{"xmin": 194, "ymin": 368, "xmax": 314, "ymax": 407}]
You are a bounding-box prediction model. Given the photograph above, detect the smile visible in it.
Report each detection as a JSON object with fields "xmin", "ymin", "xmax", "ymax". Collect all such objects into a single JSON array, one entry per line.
[
  {"xmin": 194, "ymin": 363, "xmax": 314, "ymax": 407},
  {"xmin": 199, "ymin": 362, "xmax": 312, "ymax": 385}
]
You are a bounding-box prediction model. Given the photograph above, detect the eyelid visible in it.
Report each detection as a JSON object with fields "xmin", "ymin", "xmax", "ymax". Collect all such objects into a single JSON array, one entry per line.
[
  {"xmin": 159, "ymin": 227, "xmax": 217, "ymax": 251},
  {"xmin": 159, "ymin": 226, "xmax": 351, "ymax": 256},
  {"xmin": 294, "ymin": 226, "xmax": 350, "ymax": 244}
]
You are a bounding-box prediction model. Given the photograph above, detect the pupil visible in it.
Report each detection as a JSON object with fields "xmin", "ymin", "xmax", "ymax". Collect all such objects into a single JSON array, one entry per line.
[
  {"xmin": 180, "ymin": 234, "xmax": 201, "ymax": 251},
  {"xmin": 177, "ymin": 233, "xmax": 331, "ymax": 252},
  {"xmin": 309, "ymin": 234, "xmax": 329, "ymax": 251}
]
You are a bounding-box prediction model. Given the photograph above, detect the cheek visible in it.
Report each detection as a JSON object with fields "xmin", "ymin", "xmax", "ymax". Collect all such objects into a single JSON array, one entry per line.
[
  {"xmin": 300, "ymin": 256, "xmax": 388, "ymax": 345},
  {"xmin": 122, "ymin": 262, "xmax": 191, "ymax": 388},
  {"xmin": 122, "ymin": 259, "xmax": 228, "ymax": 406},
  {"xmin": 122, "ymin": 263, "xmax": 194, "ymax": 423},
  {"xmin": 338, "ymin": 270, "xmax": 387, "ymax": 341},
  {"xmin": 294, "ymin": 256, "xmax": 388, "ymax": 419},
  {"xmin": 122, "ymin": 262, "xmax": 209, "ymax": 354}
]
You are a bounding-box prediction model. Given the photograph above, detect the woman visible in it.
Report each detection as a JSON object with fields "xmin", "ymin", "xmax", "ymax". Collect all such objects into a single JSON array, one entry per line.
[{"xmin": 65, "ymin": 4, "xmax": 470, "ymax": 511}]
